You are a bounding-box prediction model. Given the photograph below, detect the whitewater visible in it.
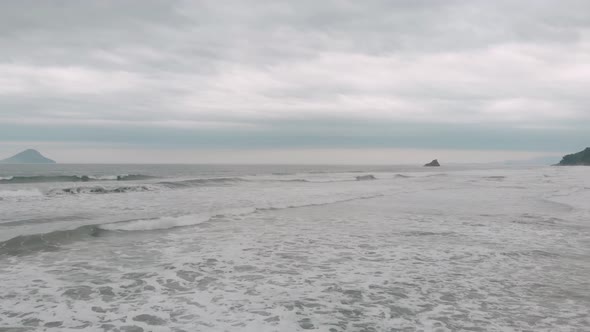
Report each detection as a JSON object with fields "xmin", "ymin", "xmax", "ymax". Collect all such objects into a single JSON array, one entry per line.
[{"xmin": 0, "ymin": 164, "xmax": 588, "ymax": 331}]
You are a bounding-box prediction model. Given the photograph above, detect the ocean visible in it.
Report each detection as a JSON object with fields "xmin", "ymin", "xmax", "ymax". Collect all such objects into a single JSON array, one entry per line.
[{"xmin": 0, "ymin": 164, "xmax": 588, "ymax": 331}]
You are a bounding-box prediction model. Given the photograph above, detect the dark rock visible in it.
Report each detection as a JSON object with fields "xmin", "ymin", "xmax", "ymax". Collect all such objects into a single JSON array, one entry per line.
[
  {"xmin": 355, "ymin": 175, "xmax": 376, "ymax": 181},
  {"xmin": 557, "ymin": 147, "xmax": 590, "ymax": 166},
  {"xmin": 424, "ymin": 159, "xmax": 441, "ymax": 167}
]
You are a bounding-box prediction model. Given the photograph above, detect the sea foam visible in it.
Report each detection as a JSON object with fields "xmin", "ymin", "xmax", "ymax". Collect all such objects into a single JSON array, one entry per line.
[{"xmin": 0, "ymin": 188, "xmax": 43, "ymax": 199}]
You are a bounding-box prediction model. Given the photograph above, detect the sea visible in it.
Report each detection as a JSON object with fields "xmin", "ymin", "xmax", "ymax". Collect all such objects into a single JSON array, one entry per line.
[{"xmin": 0, "ymin": 164, "xmax": 588, "ymax": 332}]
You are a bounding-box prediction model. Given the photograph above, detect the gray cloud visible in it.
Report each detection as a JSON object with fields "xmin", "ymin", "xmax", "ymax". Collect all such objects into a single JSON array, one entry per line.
[{"xmin": 0, "ymin": 0, "xmax": 589, "ymax": 156}]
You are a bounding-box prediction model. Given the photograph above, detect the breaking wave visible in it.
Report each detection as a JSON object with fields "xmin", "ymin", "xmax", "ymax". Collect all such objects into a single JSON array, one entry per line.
[
  {"xmin": 101, "ymin": 193, "xmax": 385, "ymax": 233},
  {"xmin": 116, "ymin": 174, "xmax": 157, "ymax": 181},
  {"xmin": 1, "ymin": 174, "xmax": 387, "ymax": 199},
  {"xmin": 159, "ymin": 177, "xmax": 246, "ymax": 188},
  {"xmin": 0, "ymin": 189, "xmax": 43, "ymax": 199},
  {"xmin": 100, "ymin": 207, "xmax": 257, "ymax": 231},
  {"xmin": 0, "ymin": 175, "xmax": 93, "ymax": 184},
  {"xmin": 48, "ymin": 185, "xmax": 156, "ymax": 195},
  {"xmin": 47, "ymin": 178, "xmax": 250, "ymax": 196},
  {"xmin": 157, "ymin": 177, "xmax": 355, "ymax": 188},
  {"xmin": 0, "ymin": 225, "xmax": 103, "ymax": 256},
  {"xmin": 0, "ymin": 174, "xmax": 156, "ymax": 184},
  {"xmin": 0, "ymin": 193, "xmax": 384, "ymax": 256}
]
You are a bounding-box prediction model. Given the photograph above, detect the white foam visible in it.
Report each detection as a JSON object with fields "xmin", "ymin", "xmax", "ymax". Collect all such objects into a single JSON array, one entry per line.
[
  {"xmin": 96, "ymin": 193, "xmax": 388, "ymax": 233},
  {"xmin": 47, "ymin": 184, "xmax": 158, "ymax": 195},
  {"xmin": 100, "ymin": 214, "xmax": 213, "ymax": 231},
  {"xmin": 100, "ymin": 207, "xmax": 261, "ymax": 231},
  {"xmin": 0, "ymin": 188, "xmax": 43, "ymax": 198},
  {"xmin": 89, "ymin": 175, "xmax": 118, "ymax": 180},
  {"xmin": 1, "ymin": 166, "xmax": 589, "ymax": 331}
]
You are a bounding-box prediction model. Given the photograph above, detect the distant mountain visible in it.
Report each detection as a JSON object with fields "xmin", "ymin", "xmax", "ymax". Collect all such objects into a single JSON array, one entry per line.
[
  {"xmin": 557, "ymin": 148, "xmax": 590, "ymax": 166},
  {"xmin": 0, "ymin": 149, "xmax": 56, "ymax": 164}
]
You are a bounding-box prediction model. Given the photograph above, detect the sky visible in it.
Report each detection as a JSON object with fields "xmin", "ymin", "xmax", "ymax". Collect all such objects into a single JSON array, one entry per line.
[{"xmin": 0, "ymin": 0, "xmax": 589, "ymax": 164}]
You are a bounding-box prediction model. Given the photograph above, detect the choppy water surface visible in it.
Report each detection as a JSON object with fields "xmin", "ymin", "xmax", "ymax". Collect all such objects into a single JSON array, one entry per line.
[{"xmin": 0, "ymin": 164, "xmax": 588, "ymax": 331}]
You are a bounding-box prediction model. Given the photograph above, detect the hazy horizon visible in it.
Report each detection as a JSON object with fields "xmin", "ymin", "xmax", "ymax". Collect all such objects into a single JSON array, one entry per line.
[
  {"xmin": 0, "ymin": 146, "xmax": 564, "ymax": 165},
  {"xmin": 1, "ymin": 1, "xmax": 588, "ymax": 163}
]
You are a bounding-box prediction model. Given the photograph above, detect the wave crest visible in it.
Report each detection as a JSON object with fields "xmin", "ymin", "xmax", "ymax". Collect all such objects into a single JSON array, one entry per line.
[
  {"xmin": 0, "ymin": 192, "xmax": 385, "ymax": 255},
  {"xmin": 0, "ymin": 174, "xmax": 156, "ymax": 184},
  {"xmin": 0, "ymin": 225, "xmax": 103, "ymax": 256},
  {"xmin": 48, "ymin": 185, "xmax": 155, "ymax": 195},
  {"xmin": 0, "ymin": 189, "xmax": 43, "ymax": 199}
]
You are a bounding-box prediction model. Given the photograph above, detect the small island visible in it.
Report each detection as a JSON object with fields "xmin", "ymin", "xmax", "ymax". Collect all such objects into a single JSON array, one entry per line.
[
  {"xmin": 424, "ymin": 159, "xmax": 441, "ymax": 167},
  {"xmin": 0, "ymin": 149, "xmax": 56, "ymax": 164},
  {"xmin": 557, "ymin": 148, "xmax": 590, "ymax": 166}
]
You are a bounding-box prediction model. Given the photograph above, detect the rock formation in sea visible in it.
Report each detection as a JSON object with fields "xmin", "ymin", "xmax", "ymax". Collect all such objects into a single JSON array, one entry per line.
[
  {"xmin": 424, "ymin": 159, "xmax": 441, "ymax": 167},
  {"xmin": 0, "ymin": 149, "xmax": 56, "ymax": 164},
  {"xmin": 556, "ymin": 148, "xmax": 590, "ymax": 166}
]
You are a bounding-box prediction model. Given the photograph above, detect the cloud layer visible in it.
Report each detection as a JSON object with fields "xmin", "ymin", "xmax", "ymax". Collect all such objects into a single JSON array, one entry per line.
[{"xmin": 1, "ymin": 0, "xmax": 589, "ymax": 160}]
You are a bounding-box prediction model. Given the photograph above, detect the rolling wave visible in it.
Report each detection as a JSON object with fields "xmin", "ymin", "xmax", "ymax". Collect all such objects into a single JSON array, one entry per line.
[
  {"xmin": 0, "ymin": 193, "xmax": 385, "ymax": 256},
  {"xmin": 157, "ymin": 177, "xmax": 356, "ymax": 188},
  {"xmin": 0, "ymin": 225, "xmax": 103, "ymax": 256},
  {"xmin": 98, "ymin": 193, "xmax": 384, "ymax": 231},
  {"xmin": 100, "ymin": 207, "xmax": 257, "ymax": 231},
  {"xmin": 1, "ymin": 173, "xmax": 389, "ymax": 199},
  {"xmin": 49, "ymin": 177, "xmax": 329, "ymax": 196},
  {"xmin": 159, "ymin": 177, "xmax": 246, "ymax": 188},
  {"xmin": 0, "ymin": 175, "xmax": 94, "ymax": 184},
  {"xmin": 117, "ymin": 174, "xmax": 157, "ymax": 181}
]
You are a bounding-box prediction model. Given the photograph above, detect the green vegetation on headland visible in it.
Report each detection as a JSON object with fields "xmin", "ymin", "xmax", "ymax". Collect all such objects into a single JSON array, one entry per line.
[{"xmin": 557, "ymin": 148, "xmax": 590, "ymax": 166}]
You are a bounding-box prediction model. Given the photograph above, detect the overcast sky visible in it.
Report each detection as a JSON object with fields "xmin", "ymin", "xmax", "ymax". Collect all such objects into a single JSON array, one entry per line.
[{"xmin": 0, "ymin": 0, "xmax": 588, "ymax": 163}]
